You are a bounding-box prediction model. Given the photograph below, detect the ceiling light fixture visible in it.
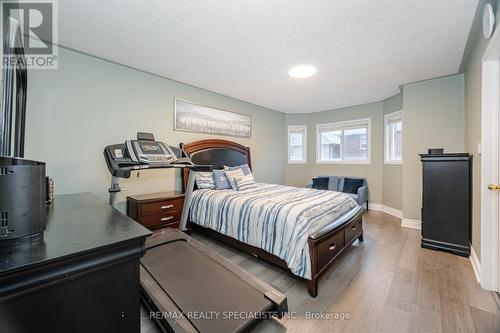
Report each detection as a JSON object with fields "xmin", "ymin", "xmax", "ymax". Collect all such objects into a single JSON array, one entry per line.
[{"xmin": 288, "ymin": 64, "xmax": 317, "ymax": 79}]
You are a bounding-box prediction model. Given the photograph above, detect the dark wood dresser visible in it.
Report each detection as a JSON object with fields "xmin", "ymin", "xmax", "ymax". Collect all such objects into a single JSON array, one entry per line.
[
  {"xmin": 0, "ymin": 193, "xmax": 151, "ymax": 333},
  {"xmin": 127, "ymin": 191, "xmax": 185, "ymax": 230},
  {"xmin": 420, "ymin": 153, "xmax": 472, "ymax": 257}
]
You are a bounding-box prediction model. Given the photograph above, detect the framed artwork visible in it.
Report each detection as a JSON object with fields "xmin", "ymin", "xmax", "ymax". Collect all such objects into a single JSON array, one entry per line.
[{"xmin": 174, "ymin": 99, "xmax": 251, "ymax": 138}]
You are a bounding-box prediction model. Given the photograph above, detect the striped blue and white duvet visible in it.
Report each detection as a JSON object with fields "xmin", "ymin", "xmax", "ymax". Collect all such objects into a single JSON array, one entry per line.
[{"xmin": 190, "ymin": 183, "xmax": 358, "ymax": 279}]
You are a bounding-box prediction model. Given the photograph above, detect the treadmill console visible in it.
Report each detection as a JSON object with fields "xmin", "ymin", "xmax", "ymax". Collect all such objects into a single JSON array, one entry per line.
[
  {"xmin": 104, "ymin": 132, "xmax": 186, "ymax": 179},
  {"xmin": 126, "ymin": 140, "xmax": 177, "ymax": 165}
]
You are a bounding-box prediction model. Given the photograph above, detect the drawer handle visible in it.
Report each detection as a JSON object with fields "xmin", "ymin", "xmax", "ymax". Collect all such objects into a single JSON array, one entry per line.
[
  {"xmin": 161, "ymin": 216, "xmax": 174, "ymax": 222},
  {"xmin": 161, "ymin": 205, "xmax": 174, "ymax": 210},
  {"xmin": 329, "ymin": 243, "xmax": 336, "ymax": 251},
  {"xmin": 351, "ymin": 225, "xmax": 357, "ymax": 230}
]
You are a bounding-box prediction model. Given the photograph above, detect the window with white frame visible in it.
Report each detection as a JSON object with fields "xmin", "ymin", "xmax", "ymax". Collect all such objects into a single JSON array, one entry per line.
[
  {"xmin": 288, "ymin": 126, "xmax": 307, "ymax": 163},
  {"xmin": 384, "ymin": 111, "xmax": 403, "ymax": 164},
  {"xmin": 316, "ymin": 118, "xmax": 371, "ymax": 164}
]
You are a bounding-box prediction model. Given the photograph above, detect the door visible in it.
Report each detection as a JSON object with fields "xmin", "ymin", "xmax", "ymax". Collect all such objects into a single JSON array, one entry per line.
[{"xmin": 482, "ymin": 52, "xmax": 500, "ymax": 291}]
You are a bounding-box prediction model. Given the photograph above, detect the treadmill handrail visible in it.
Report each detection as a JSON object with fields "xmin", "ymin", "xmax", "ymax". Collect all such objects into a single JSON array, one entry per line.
[{"xmin": 104, "ymin": 140, "xmax": 211, "ymax": 210}]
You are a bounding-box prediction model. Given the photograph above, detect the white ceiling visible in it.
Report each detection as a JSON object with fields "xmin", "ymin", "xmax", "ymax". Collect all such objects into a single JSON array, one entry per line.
[{"xmin": 59, "ymin": 0, "xmax": 478, "ymax": 113}]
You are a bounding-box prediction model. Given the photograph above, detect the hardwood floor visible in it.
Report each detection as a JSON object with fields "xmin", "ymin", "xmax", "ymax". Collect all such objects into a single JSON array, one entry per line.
[{"xmin": 141, "ymin": 211, "xmax": 500, "ymax": 333}]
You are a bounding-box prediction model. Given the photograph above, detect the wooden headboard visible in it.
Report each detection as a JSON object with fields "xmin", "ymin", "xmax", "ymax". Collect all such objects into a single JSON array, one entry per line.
[{"xmin": 180, "ymin": 139, "xmax": 252, "ymax": 191}]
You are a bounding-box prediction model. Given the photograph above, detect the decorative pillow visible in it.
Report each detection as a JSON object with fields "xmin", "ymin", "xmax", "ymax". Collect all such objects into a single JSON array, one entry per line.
[
  {"xmin": 224, "ymin": 164, "xmax": 251, "ymax": 175},
  {"xmin": 235, "ymin": 174, "xmax": 257, "ymax": 191},
  {"xmin": 224, "ymin": 168, "xmax": 245, "ymax": 190},
  {"xmin": 213, "ymin": 169, "xmax": 232, "ymax": 190},
  {"xmin": 312, "ymin": 177, "xmax": 329, "ymax": 190},
  {"xmin": 195, "ymin": 172, "xmax": 215, "ymax": 189},
  {"xmin": 343, "ymin": 178, "xmax": 365, "ymax": 194}
]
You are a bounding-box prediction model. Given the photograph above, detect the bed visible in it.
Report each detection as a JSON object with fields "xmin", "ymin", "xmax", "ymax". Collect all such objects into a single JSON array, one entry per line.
[{"xmin": 181, "ymin": 139, "xmax": 364, "ymax": 297}]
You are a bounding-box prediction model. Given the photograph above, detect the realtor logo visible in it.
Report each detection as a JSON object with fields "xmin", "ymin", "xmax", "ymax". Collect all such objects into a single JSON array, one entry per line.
[{"xmin": 1, "ymin": 0, "xmax": 58, "ymax": 69}]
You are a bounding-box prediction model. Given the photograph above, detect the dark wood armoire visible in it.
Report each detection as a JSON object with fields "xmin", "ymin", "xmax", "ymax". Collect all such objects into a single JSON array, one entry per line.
[{"xmin": 420, "ymin": 153, "xmax": 472, "ymax": 257}]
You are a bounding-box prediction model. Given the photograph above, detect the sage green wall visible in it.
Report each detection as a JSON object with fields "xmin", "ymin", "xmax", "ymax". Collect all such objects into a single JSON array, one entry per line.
[
  {"xmin": 285, "ymin": 102, "xmax": 384, "ymax": 204},
  {"xmin": 22, "ymin": 35, "xmax": 469, "ymax": 225},
  {"xmin": 25, "ymin": 47, "xmax": 285, "ymax": 210},
  {"xmin": 459, "ymin": 0, "xmax": 497, "ymax": 260},
  {"xmin": 402, "ymin": 74, "xmax": 465, "ymax": 221},
  {"xmin": 382, "ymin": 94, "xmax": 403, "ymax": 211}
]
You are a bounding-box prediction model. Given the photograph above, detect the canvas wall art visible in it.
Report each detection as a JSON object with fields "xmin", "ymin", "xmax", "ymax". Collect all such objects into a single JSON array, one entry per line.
[{"xmin": 174, "ymin": 99, "xmax": 251, "ymax": 138}]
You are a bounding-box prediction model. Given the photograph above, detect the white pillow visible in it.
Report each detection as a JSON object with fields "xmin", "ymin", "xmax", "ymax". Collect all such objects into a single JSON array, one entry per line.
[
  {"xmin": 223, "ymin": 164, "xmax": 251, "ymax": 175},
  {"xmin": 224, "ymin": 168, "xmax": 245, "ymax": 190},
  {"xmin": 195, "ymin": 172, "xmax": 215, "ymax": 189},
  {"xmin": 235, "ymin": 174, "xmax": 257, "ymax": 191}
]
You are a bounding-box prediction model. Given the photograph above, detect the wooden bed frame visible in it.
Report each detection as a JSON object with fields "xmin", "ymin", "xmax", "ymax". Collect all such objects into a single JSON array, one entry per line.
[{"xmin": 180, "ymin": 139, "xmax": 364, "ymax": 297}]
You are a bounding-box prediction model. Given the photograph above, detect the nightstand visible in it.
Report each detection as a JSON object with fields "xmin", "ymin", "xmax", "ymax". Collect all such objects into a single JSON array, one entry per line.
[{"xmin": 127, "ymin": 191, "xmax": 184, "ymax": 230}]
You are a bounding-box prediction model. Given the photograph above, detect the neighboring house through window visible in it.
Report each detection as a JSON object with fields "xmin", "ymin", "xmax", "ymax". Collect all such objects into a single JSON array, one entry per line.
[{"xmin": 316, "ymin": 118, "xmax": 371, "ymax": 164}]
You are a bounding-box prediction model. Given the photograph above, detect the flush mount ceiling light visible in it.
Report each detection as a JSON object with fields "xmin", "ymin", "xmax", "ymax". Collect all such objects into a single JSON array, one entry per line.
[{"xmin": 288, "ymin": 64, "xmax": 317, "ymax": 79}]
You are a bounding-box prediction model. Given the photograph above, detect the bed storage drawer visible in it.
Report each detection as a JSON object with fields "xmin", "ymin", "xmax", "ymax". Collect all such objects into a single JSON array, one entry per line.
[
  {"xmin": 316, "ymin": 230, "xmax": 344, "ymax": 270},
  {"xmin": 344, "ymin": 219, "xmax": 362, "ymax": 245}
]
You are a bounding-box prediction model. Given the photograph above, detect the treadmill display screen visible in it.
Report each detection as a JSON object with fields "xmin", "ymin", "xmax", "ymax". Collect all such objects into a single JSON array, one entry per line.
[
  {"xmin": 131, "ymin": 140, "xmax": 177, "ymax": 164},
  {"xmin": 139, "ymin": 142, "xmax": 163, "ymax": 155}
]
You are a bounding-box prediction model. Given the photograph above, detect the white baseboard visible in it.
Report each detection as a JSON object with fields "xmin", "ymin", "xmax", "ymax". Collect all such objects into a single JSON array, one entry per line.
[
  {"xmin": 368, "ymin": 204, "xmax": 420, "ymax": 230},
  {"xmin": 401, "ymin": 218, "xmax": 421, "ymax": 230},
  {"xmin": 470, "ymin": 246, "xmax": 481, "ymax": 284},
  {"xmin": 381, "ymin": 205, "xmax": 403, "ymax": 219},
  {"xmin": 368, "ymin": 203, "xmax": 382, "ymax": 211},
  {"xmin": 368, "ymin": 203, "xmax": 403, "ymax": 219}
]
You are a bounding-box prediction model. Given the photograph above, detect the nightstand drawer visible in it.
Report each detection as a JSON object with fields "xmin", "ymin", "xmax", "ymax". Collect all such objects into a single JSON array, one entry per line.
[
  {"xmin": 141, "ymin": 198, "xmax": 184, "ymax": 216},
  {"xmin": 127, "ymin": 191, "xmax": 185, "ymax": 230},
  {"xmin": 141, "ymin": 211, "xmax": 181, "ymax": 229}
]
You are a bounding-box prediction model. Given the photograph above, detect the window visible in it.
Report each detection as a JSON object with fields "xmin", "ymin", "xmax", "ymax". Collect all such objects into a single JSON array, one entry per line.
[
  {"xmin": 385, "ymin": 111, "xmax": 403, "ymax": 164},
  {"xmin": 288, "ymin": 125, "xmax": 307, "ymax": 163},
  {"xmin": 316, "ymin": 118, "xmax": 371, "ymax": 164},
  {"xmin": 359, "ymin": 136, "xmax": 367, "ymax": 150}
]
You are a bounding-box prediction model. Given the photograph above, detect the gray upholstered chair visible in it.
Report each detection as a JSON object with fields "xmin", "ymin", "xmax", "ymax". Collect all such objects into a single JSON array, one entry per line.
[{"xmin": 306, "ymin": 176, "xmax": 369, "ymax": 209}]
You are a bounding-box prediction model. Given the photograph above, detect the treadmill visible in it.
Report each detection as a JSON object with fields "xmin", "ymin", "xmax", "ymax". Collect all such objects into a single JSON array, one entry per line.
[{"xmin": 104, "ymin": 133, "xmax": 287, "ymax": 333}]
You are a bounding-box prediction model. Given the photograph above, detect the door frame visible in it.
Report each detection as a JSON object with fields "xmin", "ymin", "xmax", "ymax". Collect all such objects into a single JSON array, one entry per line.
[{"xmin": 481, "ymin": 25, "xmax": 500, "ymax": 291}]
